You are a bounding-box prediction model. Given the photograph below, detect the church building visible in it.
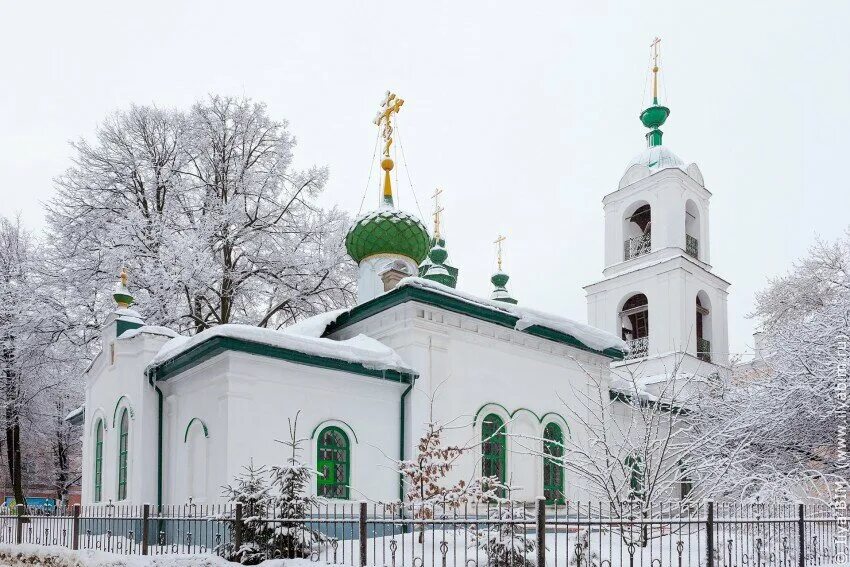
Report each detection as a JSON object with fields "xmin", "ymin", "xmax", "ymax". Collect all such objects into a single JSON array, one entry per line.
[{"xmin": 70, "ymin": 51, "xmax": 729, "ymax": 507}]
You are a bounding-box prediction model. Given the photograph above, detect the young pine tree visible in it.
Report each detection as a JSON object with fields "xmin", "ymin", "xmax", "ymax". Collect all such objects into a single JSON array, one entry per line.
[
  {"xmin": 221, "ymin": 460, "xmax": 277, "ymax": 565},
  {"xmin": 269, "ymin": 411, "xmax": 327, "ymax": 558}
]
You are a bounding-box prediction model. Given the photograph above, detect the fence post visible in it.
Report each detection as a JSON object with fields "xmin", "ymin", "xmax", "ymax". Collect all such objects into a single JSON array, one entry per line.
[
  {"xmin": 536, "ymin": 498, "xmax": 546, "ymax": 567},
  {"xmin": 71, "ymin": 504, "xmax": 81, "ymax": 550},
  {"xmin": 14, "ymin": 504, "xmax": 25, "ymax": 544},
  {"xmin": 142, "ymin": 504, "xmax": 150, "ymax": 555},
  {"xmin": 706, "ymin": 501, "xmax": 714, "ymax": 567},
  {"xmin": 797, "ymin": 503, "xmax": 805, "ymax": 567},
  {"xmin": 234, "ymin": 502, "xmax": 243, "ymax": 554},
  {"xmin": 359, "ymin": 501, "xmax": 368, "ymax": 567}
]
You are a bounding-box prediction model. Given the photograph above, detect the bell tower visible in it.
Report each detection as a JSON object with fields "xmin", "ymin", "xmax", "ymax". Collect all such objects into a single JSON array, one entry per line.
[{"xmin": 584, "ymin": 39, "xmax": 730, "ymax": 378}]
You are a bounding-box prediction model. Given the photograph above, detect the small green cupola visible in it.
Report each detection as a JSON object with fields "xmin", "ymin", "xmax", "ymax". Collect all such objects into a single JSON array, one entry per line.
[
  {"xmin": 639, "ymin": 37, "xmax": 670, "ymax": 148},
  {"xmin": 113, "ymin": 268, "xmax": 134, "ymax": 308},
  {"xmin": 109, "ymin": 268, "xmax": 144, "ymax": 339},
  {"xmin": 490, "ymin": 235, "xmax": 517, "ymax": 304},
  {"xmin": 420, "ymin": 188, "xmax": 458, "ymax": 288}
]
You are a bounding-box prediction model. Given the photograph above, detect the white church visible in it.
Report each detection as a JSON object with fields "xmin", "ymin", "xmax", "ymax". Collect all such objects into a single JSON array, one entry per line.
[{"xmin": 70, "ymin": 58, "xmax": 730, "ymax": 508}]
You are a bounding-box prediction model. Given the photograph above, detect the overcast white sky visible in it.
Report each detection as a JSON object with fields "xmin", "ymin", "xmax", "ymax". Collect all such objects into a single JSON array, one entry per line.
[{"xmin": 1, "ymin": 1, "xmax": 847, "ymax": 358}]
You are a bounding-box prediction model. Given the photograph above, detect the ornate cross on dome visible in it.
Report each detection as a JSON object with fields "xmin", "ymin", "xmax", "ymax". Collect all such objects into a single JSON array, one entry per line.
[
  {"xmin": 650, "ymin": 37, "xmax": 661, "ymax": 103},
  {"xmin": 432, "ymin": 187, "xmax": 444, "ymax": 239},
  {"xmin": 374, "ymin": 91, "xmax": 404, "ymax": 157},
  {"xmin": 494, "ymin": 234, "xmax": 506, "ymax": 271}
]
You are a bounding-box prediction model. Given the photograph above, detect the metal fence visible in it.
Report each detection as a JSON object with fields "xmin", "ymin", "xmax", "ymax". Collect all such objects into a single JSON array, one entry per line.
[{"xmin": 0, "ymin": 501, "xmax": 845, "ymax": 566}]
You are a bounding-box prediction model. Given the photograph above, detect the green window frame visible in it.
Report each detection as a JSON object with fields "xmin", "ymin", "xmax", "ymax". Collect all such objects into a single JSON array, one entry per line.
[
  {"xmin": 481, "ymin": 414, "xmax": 506, "ymax": 493},
  {"xmin": 543, "ymin": 422, "xmax": 565, "ymax": 504},
  {"xmin": 317, "ymin": 426, "xmax": 350, "ymax": 499},
  {"xmin": 117, "ymin": 409, "xmax": 129, "ymax": 500},
  {"xmin": 94, "ymin": 419, "xmax": 104, "ymax": 503}
]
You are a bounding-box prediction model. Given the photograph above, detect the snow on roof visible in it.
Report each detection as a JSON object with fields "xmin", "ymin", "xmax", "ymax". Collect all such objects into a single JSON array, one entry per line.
[
  {"xmin": 64, "ymin": 405, "xmax": 85, "ymax": 424},
  {"xmin": 117, "ymin": 325, "xmax": 181, "ymax": 340},
  {"xmin": 114, "ymin": 307, "xmax": 145, "ymax": 325},
  {"xmin": 626, "ymin": 145, "xmax": 686, "ymax": 174},
  {"xmin": 396, "ymin": 277, "xmax": 626, "ymax": 353},
  {"xmin": 149, "ymin": 321, "xmax": 415, "ymax": 375}
]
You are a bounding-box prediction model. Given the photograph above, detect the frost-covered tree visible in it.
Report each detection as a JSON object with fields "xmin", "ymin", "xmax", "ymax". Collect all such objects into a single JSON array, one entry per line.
[
  {"xmin": 46, "ymin": 96, "xmax": 355, "ymax": 336},
  {"xmin": 269, "ymin": 411, "xmax": 326, "ymax": 558},
  {"xmin": 694, "ymin": 231, "xmax": 850, "ymax": 502},
  {"xmin": 0, "ymin": 216, "xmax": 80, "ymax": 505},
  {"xmin": 396, "ymin": 386, "xmax": 509, "ymax": 543},
  {"xmin": 509, "ymin": 355, "xmax": 747, "ymax": 541}
]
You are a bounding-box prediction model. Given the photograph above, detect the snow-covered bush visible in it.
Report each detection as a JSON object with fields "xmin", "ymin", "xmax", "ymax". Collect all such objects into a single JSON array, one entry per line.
[{"xmin": 467, "ymin": 501, "xmax": 536, "ymax": 567}]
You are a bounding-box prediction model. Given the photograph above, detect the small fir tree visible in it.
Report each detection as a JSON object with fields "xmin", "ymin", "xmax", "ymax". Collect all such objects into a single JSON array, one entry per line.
[
  {"xmin": 221, "ymin": 460, "xmax": 276, "ymax": 565},
  {"xmin": 269, "ymin": 411, "xmax": 327, "ymax": 558}
]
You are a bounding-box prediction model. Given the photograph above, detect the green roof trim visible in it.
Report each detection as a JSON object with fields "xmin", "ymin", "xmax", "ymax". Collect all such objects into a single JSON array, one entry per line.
[
  {"xmin": 148, "ymin": 335, "xmax": 416, "ymax": 384},
  {"xmin": 326, "ymin": 285, "xmax": 624, "ymax": 361}
]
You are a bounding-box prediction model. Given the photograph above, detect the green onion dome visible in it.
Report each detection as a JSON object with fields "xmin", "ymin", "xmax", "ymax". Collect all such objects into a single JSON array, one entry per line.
[{"xmin": 345, "ymin": 208, "xmax": 431, "ymax": 264}]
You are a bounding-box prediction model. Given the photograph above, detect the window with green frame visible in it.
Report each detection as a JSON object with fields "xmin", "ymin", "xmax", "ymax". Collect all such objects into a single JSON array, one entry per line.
[
  {"xmin": 543, "ymin": 422, "xmax": 565, "ymax": 504},
  {"xmin": 94, "ymin": 419, "xmax": 104, "ymax": 502},
  {"xmin": 117, "ymin": 409, "xmax": 129, "ymax": 500},
  {"xmin": 481, "ymin": 414, "xmax": 506, "ymax": 493},
  {"xmin": 625, "ymin": 454, "xmax": 644, "ymax": 501},
  {"xmin": 317, "ymin": 427, "xmax": 350, "ymax": 499}
]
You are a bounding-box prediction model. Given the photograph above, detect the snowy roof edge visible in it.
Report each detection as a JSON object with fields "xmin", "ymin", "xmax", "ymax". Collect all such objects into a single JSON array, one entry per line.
[{"xmin": 326, "ymin": 277, "xmax": 626, "ymax": 358}]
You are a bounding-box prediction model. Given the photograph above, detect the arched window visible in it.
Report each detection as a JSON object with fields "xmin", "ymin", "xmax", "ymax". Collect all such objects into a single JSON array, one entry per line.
[
  {"xmin": 696, "ymin": 293, "xmax": 712, "ymax": 363},
  {"xmin": 117, "ymin": 409, "xmax": 129, "ymax": 500},
  {"xmin": 685, "ymin": 200, "xmax": 700, "ymax": 260},
  {"xmin": 625, "ymin": 454, "xmax": 645, "ymax": 501},
  {"xmin": 94, "ymin": 419, "xmax": 104, "ymax": 503},
  {"xmin": 542, "ymin": 423, "xmax": 565, "ymax": 504},
  {"xmin": 317, "ymin": 427, "xmax": 350, "ymax": 499},
  {"xmin": 623, "ymin": 203, "xmax": 652, "ymax": 260},
  {"xmin": 481, "ymin": 414, "xmax": 506, "ymax": 488},
  {"xmin": 621, "ymin": 293, "xmax": 649, "ymax": 359}
]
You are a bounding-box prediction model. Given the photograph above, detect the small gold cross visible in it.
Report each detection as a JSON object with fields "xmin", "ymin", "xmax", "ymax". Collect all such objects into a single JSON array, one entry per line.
[{"xmin": 494, "ymin": 235, "xmax": 507, "ymax": 271}]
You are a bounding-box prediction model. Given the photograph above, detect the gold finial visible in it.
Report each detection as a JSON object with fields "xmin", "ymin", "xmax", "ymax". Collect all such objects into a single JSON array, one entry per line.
[
  {"xmin": 650, "ymin": 37, "xmax": 661, "ymax": 104},
  {"xmin": 374, "ymin": 91, "xmax": 404, "ymax": 204},
  {"xmin": 494, "ymin": 234, "xmax": 506, "ymax": 272},
  {"xmin": 119, "ymin": 267, "xmax": 128, "ymax": 287},
  {"xmin": 432, "ymin": 187, "xmax": 444, "ymax": 239}
]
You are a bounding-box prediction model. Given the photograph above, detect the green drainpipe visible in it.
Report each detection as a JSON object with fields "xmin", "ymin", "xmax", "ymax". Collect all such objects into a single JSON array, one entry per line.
[
  {"xmin": 147, "ymin": 371, "xmax": 163, "ymax": 508},
  {"xmin": 399, "ymin": 374, "xmax": 417, "ymax": 502}
]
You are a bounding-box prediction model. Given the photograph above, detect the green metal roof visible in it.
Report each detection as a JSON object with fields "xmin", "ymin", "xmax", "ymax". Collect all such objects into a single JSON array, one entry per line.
[{"xmin": 345, "ymin": 208, "xmax": 430, "ymax": 264}]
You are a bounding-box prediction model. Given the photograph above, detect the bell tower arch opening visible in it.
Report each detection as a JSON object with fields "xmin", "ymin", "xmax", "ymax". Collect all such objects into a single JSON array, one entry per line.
[
  {"xmin": 696, "ymin": 291, "xmax": 712, "ymax": 363},
  {"xmin": 623, "ymin": 202, "xmax": 652, "ymax": 261},
  {"xmin": 685, "ymin": 199, "xmax": 701, "ymax": 260},
  {"xmin": 620, "ymin": 293, "xmax": 649, "ymax": 359}
]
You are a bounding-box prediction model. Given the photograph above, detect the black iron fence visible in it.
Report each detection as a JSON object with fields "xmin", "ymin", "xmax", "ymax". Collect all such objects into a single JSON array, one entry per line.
[{"xmin": 0, "ymin": 501, "xmax": 845, "ymax": 566}]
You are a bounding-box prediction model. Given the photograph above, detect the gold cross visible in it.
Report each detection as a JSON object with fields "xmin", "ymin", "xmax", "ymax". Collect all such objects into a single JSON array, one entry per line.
[
  {"xmin": 432, "ymin": 188, "xmax": 444, "ymax": 238},
  {"xmin": 494, "ymin": 234, "xmax": 506, "ymax": 271},
  {"xmin": 373, "ymin": 91, "xmax": 404, "ymax": 156},
  {"xmin": 650, "ymin": 37, "xmax": 661, "ymax": 68},
  {"xmin": 650, "ymin": 37, "xmax": 661, "ymax": 101}
]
